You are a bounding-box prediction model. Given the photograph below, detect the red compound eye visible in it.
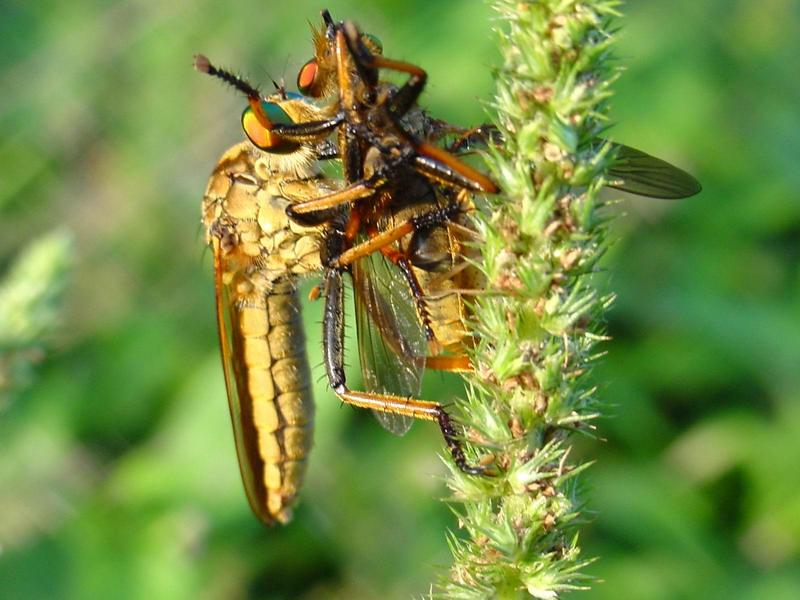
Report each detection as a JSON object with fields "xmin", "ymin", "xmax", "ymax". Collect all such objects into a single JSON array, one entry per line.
[{"xmin": 297, "ymin": 59, "xmax": 319, "ymax": 96}]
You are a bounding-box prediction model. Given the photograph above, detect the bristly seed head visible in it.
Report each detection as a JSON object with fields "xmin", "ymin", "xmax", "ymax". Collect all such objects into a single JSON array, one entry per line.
[{"xmin": 438, "ymin": 1, "xmax": 620, "ymax": 596}]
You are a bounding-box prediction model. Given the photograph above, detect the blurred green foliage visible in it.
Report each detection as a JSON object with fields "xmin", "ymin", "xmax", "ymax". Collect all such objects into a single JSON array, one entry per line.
[
  {"xmin": 0, "ymin": 0, "xmax": 798, "ymax": 598},
  {"xmin": 0, "ymin": 229, "xmax": 73, "ymax": 401}
]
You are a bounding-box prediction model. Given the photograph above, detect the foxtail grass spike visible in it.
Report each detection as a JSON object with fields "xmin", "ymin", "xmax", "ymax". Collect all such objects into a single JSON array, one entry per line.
[{"xmin": 435, "ymin": 1, "xmax": 621, "ymax": 596}]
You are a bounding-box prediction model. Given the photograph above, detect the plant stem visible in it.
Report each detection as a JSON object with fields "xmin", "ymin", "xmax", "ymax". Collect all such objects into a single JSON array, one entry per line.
[{"xmin": 437, "ymin": 1, "xmax": 620, "ymax": 597}]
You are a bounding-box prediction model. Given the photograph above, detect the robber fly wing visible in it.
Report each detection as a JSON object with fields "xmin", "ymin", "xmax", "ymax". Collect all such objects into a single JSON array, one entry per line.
[
  {"xmin": 353, "ymin": 249, "xmax": 426, "ymax": 436},
  {"xmin": 606, "ymin": 143, "xmax": 702, "ymax": 199}
]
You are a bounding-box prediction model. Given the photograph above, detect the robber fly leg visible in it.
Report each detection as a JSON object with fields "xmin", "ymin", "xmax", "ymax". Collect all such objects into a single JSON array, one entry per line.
[
  {"xmin": 287, "ymin": 142, "xmax": 415, "ymax": 225},
  {"xmin": 286, "ymin": 175, "xmax": 384, "ymax": 224},
  {"xmin": 269, "ymin": 113, "xmax": 345, "ymax": 143},
  {"xmin": 447, "ymin": 124, "xmax": 504, "ymax": 154},
  {"xmin": 413, "ymin": 143, "xmax": 499, "ymax": 194},
  {"xmin": 331, "ymin": 200, "xmax": 467, "ymax": 342},
  {"xmin": 321, "ymin": 267, "xmax": 486, "ymax": 475},
  {"xmin": 334, "ymin": 200, "xmax": 463, "ymax": 267},
  {"xmin": 322, "ymin": 267, "xmax": 429, "ymax": 413},
  {"xmin": 435, "ymin": 407, "xmax": 485, "ymax": 476}
]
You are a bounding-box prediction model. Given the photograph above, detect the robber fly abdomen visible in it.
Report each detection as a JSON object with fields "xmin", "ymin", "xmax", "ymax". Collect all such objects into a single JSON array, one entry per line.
[
  {"xmin": 202, "ymin": 138, "xmax": 329, "ymax": 524},
  {"xmin": 228, "ymin": 278, "xmax": 312, "ymax": 524}
]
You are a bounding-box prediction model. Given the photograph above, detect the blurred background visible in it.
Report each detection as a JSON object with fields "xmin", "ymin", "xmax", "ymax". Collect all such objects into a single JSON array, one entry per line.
[{"xmin": 1, "ymin": 0, "xmax": 798, "ymax": 598}]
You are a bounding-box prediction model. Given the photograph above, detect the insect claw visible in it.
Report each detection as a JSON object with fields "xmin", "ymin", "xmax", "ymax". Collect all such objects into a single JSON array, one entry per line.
[{"xmin": 435, "ymin": 407, "xmax": 492, "ymax": 477}]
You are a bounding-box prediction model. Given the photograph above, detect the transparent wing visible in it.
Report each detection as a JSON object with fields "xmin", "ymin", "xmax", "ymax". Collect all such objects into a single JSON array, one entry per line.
[
  {"xmin": 211, "ymin": 247, "xmax": 275, "ymax": 523},
  {"xmin": 606, "ymin": 143, "xmax": 702, "ymax": 199},
  {"xmin": 352, "ymin": 248, "xmax": 426, "ymax": 436}
]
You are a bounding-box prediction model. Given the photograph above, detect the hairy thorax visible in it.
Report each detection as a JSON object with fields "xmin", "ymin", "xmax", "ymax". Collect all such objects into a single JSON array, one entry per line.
[{"xmin": 202, "ymin": 142, "xmax": 332, "ymax": 295}]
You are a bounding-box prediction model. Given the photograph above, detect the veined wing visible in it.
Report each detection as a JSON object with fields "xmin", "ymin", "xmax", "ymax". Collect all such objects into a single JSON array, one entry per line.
[
  {"xmin": 352, "ymin": 248, "xmax": 426, "ymax": 436},
  {"xmin": 211, "ymin": 241, "xmax": 281, "ymax": 524},
  {"xmin": 607, "ymin": 143, "xmax": 702, "ymax": 199}
]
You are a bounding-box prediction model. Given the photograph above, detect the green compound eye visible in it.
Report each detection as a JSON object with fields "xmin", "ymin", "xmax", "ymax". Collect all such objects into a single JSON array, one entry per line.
[
  {"xmin": 241, "ymin": 102, "xmax": 298, "ymax": 153},
  {"xmin": 259, "ymin": 101, "xmax": 294, "ymax": 127},
  {"xmin": 361, "ymin": 33, "xmax": 383, "ymax": 54}
]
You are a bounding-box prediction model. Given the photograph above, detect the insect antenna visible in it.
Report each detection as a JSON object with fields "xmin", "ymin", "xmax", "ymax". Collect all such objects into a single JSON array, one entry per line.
[
  {"xmin": 195, "ymin": 54, "xmax": 278, "ymax": 131},
  {"xmin": 193, "ymin": 54, "xmax": 260, "ymax": 101},
  {"xmin": 272, "ymin": 76, "xmax": 288, "ymax": 100},
  {"xmin": 255, "ymin": 62, "xmax": 286, "ymax": 99}
]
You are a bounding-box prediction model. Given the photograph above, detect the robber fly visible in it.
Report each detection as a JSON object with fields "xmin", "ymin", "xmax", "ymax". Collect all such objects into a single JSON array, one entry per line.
[
  {"xmin": 196, "ymin": 40, "xmax": 490, "ymax": 526},
  {"xmin": 197, "ymin": 12, "xmax": 502, "ymax": 479},
  {"xmin": 267, "ymin": 17, "xmax": 503, "ymax": 455},
  {"xmin": 197, "ymin": 66, "xmax": 343, "ymax": 524}
]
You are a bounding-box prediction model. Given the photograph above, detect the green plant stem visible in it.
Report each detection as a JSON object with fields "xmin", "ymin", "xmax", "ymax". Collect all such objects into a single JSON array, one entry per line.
[{"xmin": 437, "ymin": 1, "xmax": 620, "ymax": 597}]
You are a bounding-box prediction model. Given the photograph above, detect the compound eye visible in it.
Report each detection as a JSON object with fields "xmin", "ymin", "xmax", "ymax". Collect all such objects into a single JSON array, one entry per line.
[
  {"xmin": 361, "ymin": 33, "xmax": 383, "ymax": 55},
  {"xmin": 241, "ymin": 107, "xmax": 272, "ymax": 149},
  {"xmin": 260, "ymin": 100, "xmax": 295, "ymax": 126},
  {"xmin": 241, "ymin": 102, "xmax": 298, "ymax": 153},
  {"xmin": 297, "ymin": 59, "xmax": 319, "ymax": 96}
]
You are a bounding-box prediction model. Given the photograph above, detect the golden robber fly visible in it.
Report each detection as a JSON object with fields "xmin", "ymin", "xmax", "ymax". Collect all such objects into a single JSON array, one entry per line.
[
  {"xmin": 244, "ymin": 17, "xmax": 505, "ymax": 460},
  {"xmin": 196, "ymin": 8, "xmax": 507, "ymax": 489},
  {"xmin": 195, "ymin": 45, "xmax": 491, "ymax": 525},
  {"xmin": 198, "ymin": 65, "xmax": 343, "ymax": 524}
]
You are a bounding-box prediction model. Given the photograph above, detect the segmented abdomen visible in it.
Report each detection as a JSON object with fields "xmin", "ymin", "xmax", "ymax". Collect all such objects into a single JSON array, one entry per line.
[{"xmin": 226, "ymin": 279, "xmax": 313, "ymax": 524}]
